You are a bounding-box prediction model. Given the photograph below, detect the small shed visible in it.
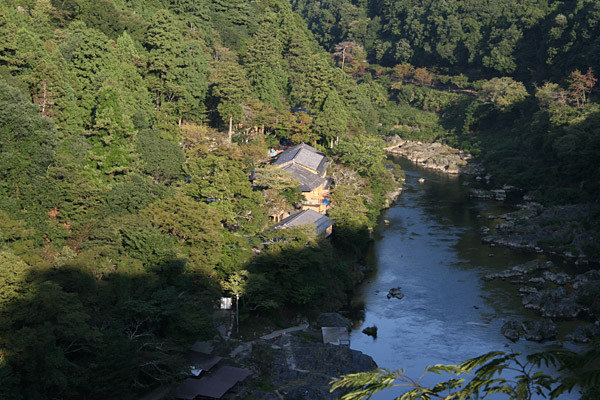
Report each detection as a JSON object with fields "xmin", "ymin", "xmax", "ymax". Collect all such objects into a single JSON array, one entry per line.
[
  {"xmin": 321, "ymin": 327, "xmax": 350, "ymax": 346},
  {"xmin": 220, "ymin": 297, "xmax": 232, "ymax": 310}
]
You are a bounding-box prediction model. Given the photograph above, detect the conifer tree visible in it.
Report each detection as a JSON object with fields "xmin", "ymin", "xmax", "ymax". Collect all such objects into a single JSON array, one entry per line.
[{"xmin": 210, "ymin": 48, "xmax": 252, "ymax": 142}]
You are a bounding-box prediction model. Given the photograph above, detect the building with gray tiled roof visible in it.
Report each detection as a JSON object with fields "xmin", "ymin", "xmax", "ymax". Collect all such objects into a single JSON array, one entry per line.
[
  {"xmin": 280, "ymin": 163, "xmax": 331, "ymax": 192},
  {"xmin": 271, "ymin": 143, "xmax": 332, "ymax": 215},
  {"xmin": 273, "ymin": 143, "xmax": 329, "ymax": 176},
  {"xmin": 272, "ymin": 209, "xmax": 333, "ymax": 237}
]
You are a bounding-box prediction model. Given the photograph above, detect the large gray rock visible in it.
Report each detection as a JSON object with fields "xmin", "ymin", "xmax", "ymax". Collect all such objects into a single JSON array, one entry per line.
[
  {"xmin": 387, "ymin": 287, "xmax": 404, "ymax": 299},
  {"xmin": 521, "ymin": 287, "xmax": 584, "ymax": 319},
  {"xmin": 483, "ymin": 260, "xmax": 552, "ymax": 282},
  {"xmin": 573, "ymin": 270, "xmax": 600, "ymax": 290},
  {"xmin": 566, "ymin": 322, "xmax": 600, "ymax": 343},
  {"xmin": 384, "ymin": 138, "xmax": 471, "ymax": 175},
  {"xmin": 522, "ymin": 320, "xmax": 558, "ymax": 342},
  {"xmin": 501, "ymin": 319, "xmax": 558, "ymax": 342},
  {"xmin": 542, "ymin": 271, "xmax": 572, "ymax": 285},
  {"xmin": 483, "ymin": 203, "xmax": 598, "ymax": 264},
  {"xmin": 501, "ymin": 320, "xmax": 523, "ymax": 342}
]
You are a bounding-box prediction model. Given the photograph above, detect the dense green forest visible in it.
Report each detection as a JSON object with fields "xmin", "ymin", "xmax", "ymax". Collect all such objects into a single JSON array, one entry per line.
[
  {"xmin": 0, "ymin": 0, "xmax": 599, "ymax": 398},
  {"xmin": 293, "ymin": 0, "xmax": 600, "ymax": 204},
  {"xmin": 0, "ymin": 0, "xmax": 398, "ymax": 398}
]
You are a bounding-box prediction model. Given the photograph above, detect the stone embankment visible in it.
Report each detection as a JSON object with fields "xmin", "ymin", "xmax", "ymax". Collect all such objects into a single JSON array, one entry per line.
[
  {"xmin": 384, "ymin": 137, "xmax": 474, "ymax": 174},
  {"xmin": 483, "ymin": 260, "xmax": 600, "ymax": 343}
]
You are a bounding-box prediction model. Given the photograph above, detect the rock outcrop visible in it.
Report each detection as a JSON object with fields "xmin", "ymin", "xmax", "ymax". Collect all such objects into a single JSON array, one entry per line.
[
  {"xmin": 315, "ymin": 313, "xmax": 352, "ymax": 329},
  {"xmin": 384, "ymin": 138, "xmax": 473, "ymax": 174},
  {"xmin": 249, "ymin": 334, "xmax": 376, "ymax": 399},
  {"xmin": 482, "ymin": 203, "xmax": 598, "ymax": 264},
  {"xmin": 485, "ymin": 261, "xmax": 600, "ymax": 341}
]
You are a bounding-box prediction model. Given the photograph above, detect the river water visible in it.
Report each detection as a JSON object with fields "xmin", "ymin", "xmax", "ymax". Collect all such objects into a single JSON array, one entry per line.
[{"xmin": 350, "ymin": 158, "xmax": 579, "ymax": 399}]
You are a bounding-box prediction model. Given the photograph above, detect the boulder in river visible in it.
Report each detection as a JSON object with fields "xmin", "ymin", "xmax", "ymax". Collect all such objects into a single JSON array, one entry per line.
[
  {"xmin": 387, "ymin": 287, "xmax": 404, "ymax": 299},
  {"xmin": 501, "ymin": 320, "xmax": 523, "ymax": 342},
  {"xmin": 566, "ymin": 322, "xmax": 600, "ymax": 343},
  {"xmin": 522, "ymin": 320, "xmax": 558, "ymax": 342},
  {"xmin": 362, "ymin": 326, "xmax": 378, "ymax": 338},
  {"xmin": 501, "ymin": 319, "xmax": 558, "ymax": 342},
  {"xmin": 521, "ymin": 287, "xmax": 584, "ymax": 319}
]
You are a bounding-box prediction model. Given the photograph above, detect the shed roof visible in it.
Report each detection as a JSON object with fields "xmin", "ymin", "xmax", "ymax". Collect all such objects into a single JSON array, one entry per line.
[
  {"xmin": 185, "ymin": 351, "xmax": 222, "ymax": 372},
  {"xmin": 272, "ymin": 209, "xmax": 333, "ymax": 234},
  {"xmin": 175, "ymin": 366, "xmax": 252, "ymax": 400}
]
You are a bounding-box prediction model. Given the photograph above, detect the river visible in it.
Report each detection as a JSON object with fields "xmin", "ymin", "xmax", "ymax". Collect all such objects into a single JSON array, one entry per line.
[{"xmin": 350, "ymin": 158, "xmax": 580, "ymax": 399}]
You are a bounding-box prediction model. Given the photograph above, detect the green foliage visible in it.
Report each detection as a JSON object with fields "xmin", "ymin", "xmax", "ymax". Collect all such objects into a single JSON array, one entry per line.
[
  {"xmin": 136, "ymin": 129, "xmax": 185, "ymax": 181},
  {"xmin": 335, "ymin": 134, "xmax": 386, "ymax": 177},
  {"xmin": 312, "ymin": 90, "xmax": 350, "ymax": 148},
  {"xmin": 145, "ymin": 9, "xmax": 209, "ymax": 123},
  {"xmin": 0, "ymin": 1, "xmax": 399, "ymax": 398},
  {"xmin": 183, "ymin": 153, "xmax": 267, "ymax": 233},
  {"xmin": 292, "ymin": 0, "xmax": 599, "ymax": 84},
  {"xmin": 478, "ymin": 77, "xmax": 528, "ymax": 111},
  {"xmin": 331, "ymin": 351, "xmax": 566, "ymax": 400},
  {"xmin": 105, "ymin": 174, "xmax": 167, "ymax": 214},
  {"xmin": 209, "ymin": 48, "xmax": 253, "ymax": 131},
  {"xmin": 0, "ymin": 78, "xmax": 57, "ymax": 196},
  {"xmin": 247, "ymin": 227, "xmax": 335, "ymax": 310}
]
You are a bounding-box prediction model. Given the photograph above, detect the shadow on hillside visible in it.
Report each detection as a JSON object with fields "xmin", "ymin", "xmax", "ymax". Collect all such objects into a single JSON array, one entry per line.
[{"xmin": 0, "ymin": 258, "xmax": 219, "ymax": 400}]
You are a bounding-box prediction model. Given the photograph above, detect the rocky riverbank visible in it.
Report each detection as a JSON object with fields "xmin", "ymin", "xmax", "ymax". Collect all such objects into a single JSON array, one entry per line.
[
  {"xmin": 483, "ymin": 259, "xmax": 600, "ymax": 343},
  {"xmin": 384, "ymin": 137, "xmax": 475, "ymax": 174},
  {"xmin": 481, "ymin": 202, "xmax": 599, "ymax": 266}
]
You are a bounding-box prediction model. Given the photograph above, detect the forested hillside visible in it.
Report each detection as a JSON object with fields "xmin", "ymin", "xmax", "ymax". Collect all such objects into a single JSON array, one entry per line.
[
  {"xmin": 1, "ymin": 0, "xmax": 599, "ymax": 398},
  {"xmin": 0, "ymin": 1, "xmax": 398, "ymax": 398},
  {"xmin": 293, "ymin": 0, "xmax": 600, "ymax": 205},
  {"xmin": 292, "ymin": 0, "xmax": 600, "ymax": 81}
]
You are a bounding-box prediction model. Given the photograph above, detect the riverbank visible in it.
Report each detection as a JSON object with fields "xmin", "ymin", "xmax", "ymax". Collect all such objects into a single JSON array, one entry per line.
[
  {"xmin": 385, "ymin": 138, "xmax": 599, "ymax": 266},
  {"xmin": 480, "ymin": 201, "xmax": 599, "ymax": 266},
  {"xmin": 384, "ymin": 136, "xmax": 475, "ymax": 174}
]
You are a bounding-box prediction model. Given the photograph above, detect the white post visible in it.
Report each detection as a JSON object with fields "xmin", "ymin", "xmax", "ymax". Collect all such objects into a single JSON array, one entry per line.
[{"xmin": 236, "ymin": 293, "xmax": 239, "ymax": 334}]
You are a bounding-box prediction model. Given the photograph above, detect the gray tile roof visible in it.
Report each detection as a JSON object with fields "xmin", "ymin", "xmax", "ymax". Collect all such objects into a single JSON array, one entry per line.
[
  {"xmin": 280, "ymin": 163, "xmax": 328, "ymax": 192},
  {"xmin": 175, "ymin": 366, "xmax": 251, "ymax": 400},
  {"xmin": 273, "ymin": 143, "xmax": 329, "ymax": 175},
  {"xmin": 272, "ymin": 209, "xmax": 334, "ymax": 234}
]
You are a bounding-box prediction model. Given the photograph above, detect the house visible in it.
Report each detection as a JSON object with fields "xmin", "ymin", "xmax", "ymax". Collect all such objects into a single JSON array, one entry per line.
[
  {"xmin": 272, "ymin": 209, "xmax": 333, "ymax": 237},
  {"xmin": 273, "ymin": 143, "xmax": 331, "ymax": 214}
]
